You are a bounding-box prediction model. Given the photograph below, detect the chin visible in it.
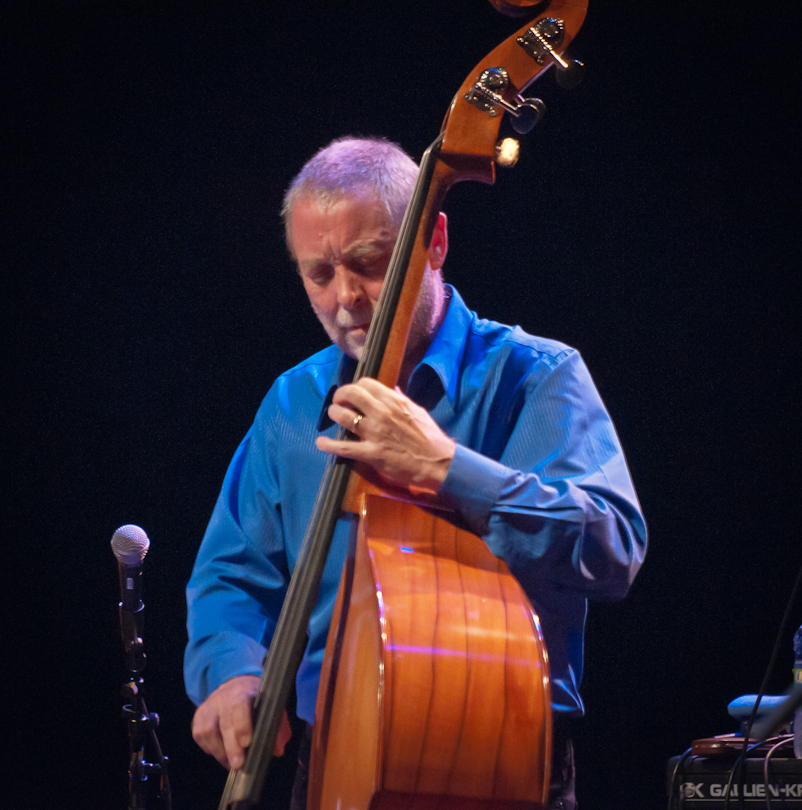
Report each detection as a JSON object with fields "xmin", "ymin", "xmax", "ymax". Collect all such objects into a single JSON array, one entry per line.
[
  {"xmin": 316, "ymin": 316, "xmax": 366, "ymax": 359},
  {"xmin": 344, "ymin": 337, "xmax": 365, "ymax": 359}
]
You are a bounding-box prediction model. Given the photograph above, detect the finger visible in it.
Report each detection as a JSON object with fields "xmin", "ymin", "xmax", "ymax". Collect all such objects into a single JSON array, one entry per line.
[
  {"xmin": 327, "ymin": 403, "xmax": 364, "ymax": 432},
  {"xmin": 192, "ymin": 707, "xmax": 230, "ymax": 769},
  {"xmin": 358, "ymin": 378, "xmax": 414, "ymax": 412},
  {"xmin": 231, "ymin": 700, "xmax": 254, "ymax": 749},
  {"xmin": 316, "ymin": 434, "xmax": 372, "ymax": 460},
  {"xmin": 274, "ymin": 710, "xmax": 292, "ymax": 757},
  {"xmin": 219, "ymin": 704, "xmax": 251, "ymax": 771},
  {"xmin": 331, "ymin": 382, "xmax": 384, "ymax": 415},
  {"xmin": 354, "ymin": 377, "xmax": 394, "ymax": 398},
  {"xmin": 357, "ymin": 379, "xmax": 416, "ymax": 417}
]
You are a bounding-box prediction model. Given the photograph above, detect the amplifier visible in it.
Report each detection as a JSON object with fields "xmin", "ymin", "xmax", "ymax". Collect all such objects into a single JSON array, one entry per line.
[{"xmin": 668, "ymin": 746, "xmax": 802, "ymax": 809}]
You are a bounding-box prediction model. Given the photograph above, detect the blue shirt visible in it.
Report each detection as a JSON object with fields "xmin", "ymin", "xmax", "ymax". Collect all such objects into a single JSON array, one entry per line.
[{"xmin": 184, "ymin": 287, "xmax": 647, "ymax": 722}]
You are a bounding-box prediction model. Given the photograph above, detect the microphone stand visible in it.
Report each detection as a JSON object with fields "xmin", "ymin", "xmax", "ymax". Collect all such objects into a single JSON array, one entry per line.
[{"xmin": 118, "ymin": 601, "xmax": 172, "ymax": 809}]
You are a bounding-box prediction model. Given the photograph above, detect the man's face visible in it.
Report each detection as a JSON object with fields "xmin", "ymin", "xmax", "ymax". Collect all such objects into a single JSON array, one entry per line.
[{"xmin": 291, "ymin": 191, "xmax": 397, "ymax": 359}]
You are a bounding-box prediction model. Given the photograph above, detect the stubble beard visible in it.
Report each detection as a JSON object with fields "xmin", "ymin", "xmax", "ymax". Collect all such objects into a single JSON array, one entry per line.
[
  {"xmin": 407, "ymin": 266, "xmax": 444, "ymax": 360},
  {"xmin": 313, "ymin": 267, "xmax": 444, "ymax": 361}
]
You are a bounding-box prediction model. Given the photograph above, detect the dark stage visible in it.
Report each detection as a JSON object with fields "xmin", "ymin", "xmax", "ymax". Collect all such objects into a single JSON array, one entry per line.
[{"xmin": 3, "ymin": 1, "xmax": 800, "ymax": 808}]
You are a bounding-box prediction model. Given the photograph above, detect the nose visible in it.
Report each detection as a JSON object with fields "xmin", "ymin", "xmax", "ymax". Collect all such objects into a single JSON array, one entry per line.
[{"xmin": 333, "ymin": 267, "xmax": 365, "ymax": 310}]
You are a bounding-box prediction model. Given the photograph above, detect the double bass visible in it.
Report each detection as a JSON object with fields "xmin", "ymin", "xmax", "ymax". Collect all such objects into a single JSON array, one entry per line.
[{"xmin": 220, "ymin": 2, "xmax": 587, "ymax": 807}]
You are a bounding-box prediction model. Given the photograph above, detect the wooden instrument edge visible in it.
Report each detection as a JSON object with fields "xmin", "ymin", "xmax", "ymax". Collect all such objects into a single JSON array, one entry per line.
[{"xmin": 312, "ymin": 494, "xmax": 553, "ymax": 810}]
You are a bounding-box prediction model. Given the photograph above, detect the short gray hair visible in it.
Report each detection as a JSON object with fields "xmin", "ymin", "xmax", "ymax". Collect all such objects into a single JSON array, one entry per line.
[{"xmin": 281, "ymin": 136, "xmax": 419, "ymax": 251}]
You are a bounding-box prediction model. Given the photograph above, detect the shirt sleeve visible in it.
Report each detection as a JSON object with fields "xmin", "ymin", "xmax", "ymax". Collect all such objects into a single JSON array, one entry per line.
[
  {"xmin": 437, "ymin": 348, "xmax": 647, "ymax": 601},
  {"xmin": 183, "ymin": 412, "xmax": 290, "ymax": 706}
]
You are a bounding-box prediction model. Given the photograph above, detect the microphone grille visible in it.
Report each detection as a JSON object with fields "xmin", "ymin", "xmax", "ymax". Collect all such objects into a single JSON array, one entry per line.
[{"xmin": 111, "ymin": 524, "xmax": 150, "ymax": 566}]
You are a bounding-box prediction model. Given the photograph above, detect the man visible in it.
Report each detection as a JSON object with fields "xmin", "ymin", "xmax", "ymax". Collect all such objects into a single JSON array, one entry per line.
[{"xmin": 185, "ymin": 137, "xmax": 647, "ymax": 809}]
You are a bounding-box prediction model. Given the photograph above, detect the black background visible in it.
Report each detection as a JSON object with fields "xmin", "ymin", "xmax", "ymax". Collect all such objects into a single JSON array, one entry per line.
[{"xmin": 3, "ymin": 1, "xmax": 801, "ymax": 808}]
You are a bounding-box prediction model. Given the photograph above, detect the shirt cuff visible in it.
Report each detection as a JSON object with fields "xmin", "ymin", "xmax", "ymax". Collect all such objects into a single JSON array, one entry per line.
[
  {"xmin": 438, "ymin": 443, "xmax": 511, "ymax": 536},
  {"xmin": 185, "ymin": 633, "xmax": 266, "ymax": 705}
]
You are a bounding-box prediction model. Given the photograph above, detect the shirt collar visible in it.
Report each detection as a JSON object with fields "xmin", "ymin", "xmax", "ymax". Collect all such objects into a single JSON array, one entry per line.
[
  {"xmin": 318, "ymin": 284, "xmax": 471, "ymax": 432},
  {"xmin": 409, "ymin": 284, "xmax": 471, "ymax": 408}
]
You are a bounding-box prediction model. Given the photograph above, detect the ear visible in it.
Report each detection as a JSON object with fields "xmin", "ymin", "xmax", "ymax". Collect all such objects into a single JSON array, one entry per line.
[{"xmin": 428, "ymin": 212, "xmax": 448, "ymax": 271}]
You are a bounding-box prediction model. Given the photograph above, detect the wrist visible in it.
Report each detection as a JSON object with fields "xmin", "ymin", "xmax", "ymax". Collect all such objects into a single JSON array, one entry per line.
[{"xmin": 411, "ymin": 437, "xmax": 456, "ymax": 497}]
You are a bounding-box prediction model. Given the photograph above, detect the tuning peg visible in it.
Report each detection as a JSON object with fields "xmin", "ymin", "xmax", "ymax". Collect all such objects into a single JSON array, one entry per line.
[
  {"xmin": 554, "ymin": 58, "xmax": 585, "ymax": 89},
  {"xmin": 510, "ymin": 98, "xmax": 546, "ymax": 134}
]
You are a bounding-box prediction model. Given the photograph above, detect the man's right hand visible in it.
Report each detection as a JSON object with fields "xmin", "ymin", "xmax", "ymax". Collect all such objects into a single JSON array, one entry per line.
[{"xmin": 191, "ymin": 675, "xmax": 291, "ymax": 770}]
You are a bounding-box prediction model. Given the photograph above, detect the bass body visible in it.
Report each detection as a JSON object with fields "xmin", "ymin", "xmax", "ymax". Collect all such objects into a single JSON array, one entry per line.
[{"xmin": 311, "ymin": 493, "xmax": 552, "ymax": 810}]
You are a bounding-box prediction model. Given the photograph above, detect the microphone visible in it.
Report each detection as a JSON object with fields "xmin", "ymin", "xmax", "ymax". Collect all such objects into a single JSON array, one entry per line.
[{"xmin": 111, "ymin": 524, "xmax": 150, "ymax": 673}]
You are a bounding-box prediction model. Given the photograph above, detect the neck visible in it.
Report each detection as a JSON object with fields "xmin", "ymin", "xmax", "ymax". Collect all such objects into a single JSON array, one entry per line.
[{"xmin": 397, "ymin": 281, "xmax": 448, "ymax": 391}]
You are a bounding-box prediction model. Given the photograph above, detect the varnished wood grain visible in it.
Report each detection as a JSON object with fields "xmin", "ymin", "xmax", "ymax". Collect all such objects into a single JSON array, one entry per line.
[{"xmin": 312, "ymin": 495, "xmax": 551, "ymax": 809}]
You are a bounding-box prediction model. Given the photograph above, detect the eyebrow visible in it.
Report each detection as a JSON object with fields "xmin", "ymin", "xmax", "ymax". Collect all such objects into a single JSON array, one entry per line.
[
  {"xmin": 298, "ymin": 237, "xmax": 395, "ymax": 269},
  {"xmin": 346, "ymin": 238, "xmax": 395, "ymax": 259}
]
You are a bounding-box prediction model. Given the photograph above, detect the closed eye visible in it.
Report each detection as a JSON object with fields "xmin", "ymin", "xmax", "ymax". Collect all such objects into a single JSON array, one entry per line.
[
  {"xmin": 347, "ymin": 252, "xmax": 390, "ymax": 278},
  {"xmin": 305, "ymin": 264, "xmax": 335, "ymax": 285}
]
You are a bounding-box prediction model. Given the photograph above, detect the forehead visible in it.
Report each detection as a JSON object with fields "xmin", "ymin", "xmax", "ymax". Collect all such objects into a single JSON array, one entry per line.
[{"xmin": 289, "ymin": 190, "xmax": 395, "ymax": 258}]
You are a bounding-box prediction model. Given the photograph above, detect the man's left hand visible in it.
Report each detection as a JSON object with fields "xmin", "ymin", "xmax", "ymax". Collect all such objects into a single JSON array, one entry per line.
[{"xmin": 315, "ymin": 378, "xmax": 456, "ymax": 497}]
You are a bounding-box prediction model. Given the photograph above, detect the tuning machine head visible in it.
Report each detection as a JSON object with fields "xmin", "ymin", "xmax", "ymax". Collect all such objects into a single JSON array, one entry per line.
[
  {"xmin": 464, "ymin": 67, "xmax": 546, "ymax": 135},
  {"xmin": 517, "ymin": 17, "xmax": 585, "ymax": 89}
]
